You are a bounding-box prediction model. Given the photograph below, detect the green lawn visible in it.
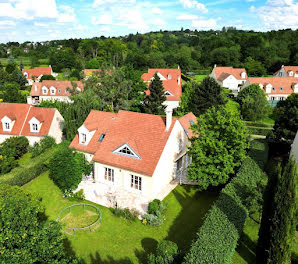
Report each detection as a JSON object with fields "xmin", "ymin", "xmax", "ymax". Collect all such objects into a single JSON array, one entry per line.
[
  {"xmin": 194, "ymin": 75, "xmax": 207, "ymax": 82},
  {"xmin": 18, "ymin": 152, "xmax": 32, "ymax": 166},
  {"xmin": 0, "ymin": 56, "xmax": 49, "ymax": 68},
  {"xmin": 23, "ymin": 172, "xmax": 218, "ymax": 263}
]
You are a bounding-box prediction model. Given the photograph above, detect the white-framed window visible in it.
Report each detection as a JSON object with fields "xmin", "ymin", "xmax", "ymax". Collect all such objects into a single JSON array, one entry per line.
[
  {"xmin": 131, "ymin": 175, "xmax": 142, "ymax": 191},
  {"xmin": 50, "ymin": 89, "xmax": 55, "ymax": 95},
  {"xmin": 113, "ymin": 144, "xmax": 140, "ymax": 159},
  {"xmin": 168, "ymin": 74, "xmax": 172, "ymax": 80},
  {"xmin": 81, "ymin": 133, "xmax": 87, "ymax": 143},
  {"xmin": 164, "ymin": 90, "xmax": 174, "ymax": 96},
  {"xmin": 32, "ymin": 123, "xmax": 38, "ymax": 132},
  {"xmin": 104, "ymin": 168, "xmax": 114, "ymax": 182},
  {"xmin": 4, "ymin": 122, "xmax": 10, "ymax": 130},
  {"xmin": 42, "ymin": 89, "xmax": 47, "ymax": 94},
  {"xmin": 58, "ymin": 89, "xmax": 61, "ymax": 93}
]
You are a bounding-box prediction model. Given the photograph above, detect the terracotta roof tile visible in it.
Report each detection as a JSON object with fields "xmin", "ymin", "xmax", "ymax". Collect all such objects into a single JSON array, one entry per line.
[
  {"xmin": 247, "ymin": 77, "xmax": 298, "ymax": 95},
  {"xmin": 30, "ymin": 80, "xmax": 84, "ymax": 97},
  {"xmin": 141, "ymin": 68, "xmax": 182, "ymax": 101},
  {"xmin": 0, "ymin": 103, "xmax": 57, "ymax": 136},
  {"xmin": 70, "ymin": 110, "xmax": 179, "ymax": 176},
  {"xmin": 22, "ymin": 67, "xmax": 52, "ymax": 80},
  {"xmin": 178, "ymin": 112, "xmax": 197, "ymax": 138},
  {"xmin": 215, "ymin": 67, "xmax": 247, "ymax": 81}
]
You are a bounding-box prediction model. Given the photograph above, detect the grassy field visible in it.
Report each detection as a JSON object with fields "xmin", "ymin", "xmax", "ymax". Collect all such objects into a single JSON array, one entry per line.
[
  {"xmin": 0, "ymin": 56, "xmax": 49, "ymax": 69},
  {"xmin": 194, "ymin": 75, "xmax": 207, "ymax": 82},
  {"xmin": 23, "ymin": 172, "xmax": 218, "ymax": 263}
]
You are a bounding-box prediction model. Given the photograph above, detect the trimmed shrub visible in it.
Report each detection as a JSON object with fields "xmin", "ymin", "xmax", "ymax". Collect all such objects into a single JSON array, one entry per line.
[
  {"xmin": 0, "ymin": 136, "xmax": 29, "ymax": 159},
  {"xmin": 147, "ymin": 240, "xmax": 179, "ymax": 264},
  {"xmin": 30, "ymin": 136, "xmax": 56, "ymax": 158},
  {"xmin": 183, "ymin": 139, "xmax": 268, "ymax": 264},
  {"xmin": 0, "ymin": 144, "xmax": 65, "ymax": 186},
  {"xmin": 148, "ymin": 199, "xmax": 161, "ymax": 215}
]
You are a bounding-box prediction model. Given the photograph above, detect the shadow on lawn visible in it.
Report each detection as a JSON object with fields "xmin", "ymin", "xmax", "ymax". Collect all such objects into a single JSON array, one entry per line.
[
  {"xmin": 165, "ymin": 185, "xmax": 218, "ymax": 253},
  {"xmin": 235, "ymin": 232, "xmax": 257, "ymax": 264},
  {"xmin": 134, "ymin": 237, "xmax": 158, "ymax": 263},
  {"xmin": 89, "ymin": 252, "xmax": 133, "ymax": 264}
]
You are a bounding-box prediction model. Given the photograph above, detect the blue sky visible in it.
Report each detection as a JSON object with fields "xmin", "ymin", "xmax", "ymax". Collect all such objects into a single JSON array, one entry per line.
[{"xmin": 0, "ymin": 0, "xmax": 297, "ymax": 43}]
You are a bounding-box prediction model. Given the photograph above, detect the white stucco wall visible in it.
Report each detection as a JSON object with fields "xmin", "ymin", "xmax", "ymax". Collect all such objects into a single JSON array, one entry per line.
[
  {"xmin": 93, "ymin": 162, "xmax": 153, "ymax": 199},
  {"xmin": 163, "ymin": 100, "xmax": 180, "ymax": 111},
  {"xmin": 48, "ymin": 110, "xmax": 64, "ymax": 144},
  {"xmin": 290, "ymin": 131, "xmax": 298, "ymax": 163},
  {"xmin": 222, "ymin": 75, "xmax": 239, "ymax": 91},
  {"xmin": 151, "ymin": 120, "xmax": 188, "ymax": 197}
]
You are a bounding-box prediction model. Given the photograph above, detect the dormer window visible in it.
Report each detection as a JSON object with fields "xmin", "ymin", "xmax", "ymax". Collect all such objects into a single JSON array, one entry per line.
[
  {"xmin": 289, "ymin": 71, "xmax": 293, "ymax": 76},
  {"xmin": 81, "ymin": 133, "xmax": 87, "ymax": 143},
  {"xmin": 164, "ymin": 90, "xmax": 174, "ymax": 96},
  {"xmin": 113, "ymin": 143, "xmax": 141, "ymax": 159},
  {"xmin": 1, "ymin": 115, "xmax": 14, "ymax": 132},
  {"xmin": 77, "ymin": 125, "xmax": 95, "ymax": 145},
  {"xmin": 241, "ymin": 72, "xmax": 246, "ymax": 79},
  {"xmin": 29, "ymin": 117, "xmax": 42, "ymax": 133},
  {"xmin": 58, "ymin": 89, "xmax": 61, "ymax": 93},
  {"xmin": 168, "ymin": 74, "xmax": 172, "ymax": 80},
  {"xmin": 50, "ymin": 86, "xmax": 56, "ymax": 95},
  {"xmin": 42, "ymin": 86, "xmax": 48, "ymax": 95}
]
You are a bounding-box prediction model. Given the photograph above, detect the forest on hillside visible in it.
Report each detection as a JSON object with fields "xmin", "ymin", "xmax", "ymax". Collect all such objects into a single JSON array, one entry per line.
[{"xmin": 0, "ymin": 28, "xmax": 297, "ymax": 76}]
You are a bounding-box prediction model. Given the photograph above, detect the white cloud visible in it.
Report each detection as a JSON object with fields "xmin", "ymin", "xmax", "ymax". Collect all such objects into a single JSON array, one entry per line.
[
  {"xmin": 57, "ymin": 5, "xmax": 76, "ymax": 23},
  {"xmin": 177, "ymin": 14, "xmax": 199, "ymax": 20},
  {"xmin": 91, "ymin": 14, "xmax": 113, "ymax": 25},
  {"xmin": 0, "ymin": 0, "xmax": 58, "ymax": 20},
  {"xmin": 117, "ymin": 9, "xmax": 149, "ymax": 32},
  {"xmin": 150, "ymin": 18, "xmax": 167, "ymax": 26},
  {"xmin": 93, "ymin": 0, "xmax": 135, "ymax": 8},
  {"xmin": 34, "ymin": 22, "xmax": 48, "ymax": 27},
  {"xmin": 252, "ymin": 0, "xmax": 298, "ymax": 30},
  {"xmin": 0, "ymin": 20, "xmax": 16, "ymax": 26},
  {"xmin": 152, "ymin": 7, "xmax": 163, "ymax": 15},
  {"xmin": 75, "ymin": 24, "xmax": 88, "ymax": 30},
  {"xmin": 99, "ymin": 26, "xmax": 111, "ymax": 32},
  {"xmin": 192, "ymin": 18, "xmax": 217, "ymax": 28},
  {"xmin": 179, "ymin": 0, "xmax": 208, "ymax": 13}
]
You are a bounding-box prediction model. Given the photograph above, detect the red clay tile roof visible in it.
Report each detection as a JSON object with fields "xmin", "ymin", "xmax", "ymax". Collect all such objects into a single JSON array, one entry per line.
[
  {"xmin": 30, "ymin": 80, "xmax": 84, "ymax": 97},
  {"xmin": 0, "ymin": 103, "xmax": 56, "ymax": 136},
  {"xmin": 247, "ymin": 77, "xmax": 298, "ymax": 95},
  {"xmin": 215, "ymin": 67, "xmax": 247, "ymax": 81},
  {"xmin": 84, "ymin": 69, "xmax": 101, "ymax": 76},
  {"xmin": 178, "ymin": 112, "xmax": 197, "ymax": 138},
  {"xmin": 141, "ymin": 68, "xmax": 182, "ymax": 101},
  {"xmin": 284, "ymin": 66, "xmax": 298, "ymax": 75},
  {"xmin": 22, "ymin": 67, "xmax": 52, "ymax": 80},
  {"xmin": 70, "ymin": 110, "xmax": 180, "ymax": 176}
]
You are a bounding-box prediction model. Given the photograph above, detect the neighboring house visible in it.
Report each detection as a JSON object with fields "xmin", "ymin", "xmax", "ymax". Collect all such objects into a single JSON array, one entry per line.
[
  {"xmin": 210, "ymin": 64, "xmax": 247, "ymax": 95},
  {"xmin": 0, "ymin": 103, "xmax": 64, "ymax": 145},
  {"xmin": 273, "ymin": 65, "xmax": 298, "ymax": 77},
  {"xmin": 290, "ymin": 131, "xmax": 298, "ymax": 164},
  {"xmin": 84, "ymin": 69, "xmax": 101, "ymax": 79},
  {"xmin": 69, "ymin": 109, "xmax": 196, "ymax": 213},
  {"xmin": 141, "ymin": 68, "xmax": 182, "ymax": 111},
  {"xmin": 27, "ymin": 80, "xmax": 84, "ymax": 105},
  {"xmin": 22, "ymin": 66, "xmax": 57, "ymax": 85},
  {"xmin": 243, "ymin": 77, "xmax": 298, "ymax": 106}
]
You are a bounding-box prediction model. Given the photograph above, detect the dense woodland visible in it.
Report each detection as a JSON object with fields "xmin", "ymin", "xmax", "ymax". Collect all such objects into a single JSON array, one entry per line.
[{"xmin": 0, "ymin": 28, "xmax": 297, "ymax": 76}]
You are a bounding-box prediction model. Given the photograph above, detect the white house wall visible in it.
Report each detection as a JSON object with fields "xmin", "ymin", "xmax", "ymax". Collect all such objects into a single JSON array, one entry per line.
[
  {"xmin": 151, "ymin": 120, "xmax": 187, "ymax": 197},
  {"xmin": 48, "ymin": 110, "xmax": 64, "ymax": 144}
]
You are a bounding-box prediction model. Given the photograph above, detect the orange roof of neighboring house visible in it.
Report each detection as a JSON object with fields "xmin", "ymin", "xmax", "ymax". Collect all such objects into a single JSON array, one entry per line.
[
  {"xmin": 247, "ymin": 77, "xmax": 298, "ymax": 95},
  {"xmin": 84, "ymin": 69, "xmax": 101, "ymax": 76},
  {"xmin": 70, "ymin": 110, "xmax": 180, "ymax": 176},
  {"xmin": 0, "ymin": 103, "xmax": 57, "ymax": 136},
  {"xmin": 141, "ymin": 68, "xmax": 182, "ymax": 101},
  {"xmin": 30, "ymin": 80, "xmax": 84, "ymax": 97},
  {"xmin": 214, "ymin": 66, "xmax": 247, "ymax": 81},
  {"xmin": 22, "ymin": 67, "xmax": 52, "ymax": 80},
  {"xmin": 284, "ymin": 66, "xmax": 298, "ymax": 74},
  {"xmin": 178, "ymin": 112, "xmax": 197, "ymax": 138}
]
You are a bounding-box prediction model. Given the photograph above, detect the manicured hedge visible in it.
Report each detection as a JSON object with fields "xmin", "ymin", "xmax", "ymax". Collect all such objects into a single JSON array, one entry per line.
[
  {"xmin": 247, "ymin": 127, "xmax": 272, "ymax": 136},
  {"xmin": 183, "ymin": 139, "xmax": 268, "ymax": 264},
  {"xmin": 0, "ymin": 144, "xmax": 64, "ymax": 186}
]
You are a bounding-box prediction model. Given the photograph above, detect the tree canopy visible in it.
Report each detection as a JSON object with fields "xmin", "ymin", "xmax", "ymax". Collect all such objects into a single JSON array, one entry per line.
[
  {"xmin": 187, "ymin": 104, "xmax": 249, "ymax": 189},
  {"xmin": 237, "ymin": 84, "xmax": 270, "ymax": 121}
]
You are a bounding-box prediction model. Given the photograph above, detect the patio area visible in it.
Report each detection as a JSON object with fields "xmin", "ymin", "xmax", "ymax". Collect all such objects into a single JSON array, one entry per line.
[{"xmin": 76, "ymin": 178, "xmax": 178, "ymax": 214}]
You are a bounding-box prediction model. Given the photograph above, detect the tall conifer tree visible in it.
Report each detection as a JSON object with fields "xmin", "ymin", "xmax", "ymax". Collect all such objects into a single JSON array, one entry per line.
[{"xmin": 144, "ymin": 73, "xmax": 166, "ymax": 115}]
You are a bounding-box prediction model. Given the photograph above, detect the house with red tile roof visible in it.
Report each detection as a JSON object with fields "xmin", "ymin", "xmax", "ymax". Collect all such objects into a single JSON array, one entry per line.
[
  {"xmin": 69, "ymin": 109, "xmax": 196, "ymax": 213},
  {"xmin": 27, "ymin": 80, "xmax": 84, "ymax": 105},
  {"xmin": 22, "ymin": 66, "xmax": 57, "ymax": 85},
  {"xmin": 273, "ymin": 65, "xmax": 298, "ymax": 78},
  {"xmin": 141, "ymin": 68, "xmax": 182, "ymax": 111},
  {"xmin": 210, "ymin": 64, "xmax": 248, "ymax": 95},
  {"xmin": 0, "ymin": 103, "xmax": 64, "ymax": 146},
  {"xmin": 243, "ymin": 77, "xmax": 298, "ymax": 106}
]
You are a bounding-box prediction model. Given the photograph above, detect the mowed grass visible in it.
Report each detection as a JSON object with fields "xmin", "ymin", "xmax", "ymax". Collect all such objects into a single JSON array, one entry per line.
[
  {"xmin": 194, "ymin": 75, "xmax": 207, "ymax": 82},
  {"xmin": 23, "ymin": 172, "xmax": 218, "ymax": 263},
  {"xmin": 0, "ymin": 56, "xmax": 49, "ymax": 68}
]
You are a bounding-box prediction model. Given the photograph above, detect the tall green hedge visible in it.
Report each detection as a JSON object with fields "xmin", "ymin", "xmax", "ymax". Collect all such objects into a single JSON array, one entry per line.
[
  {"xmin": 0, "ymin": 144, "xmax": 64, "ymax": 186},
  {"xmin": 183, "ymin": 139, "xmax": 268, "ymax": 264}
]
